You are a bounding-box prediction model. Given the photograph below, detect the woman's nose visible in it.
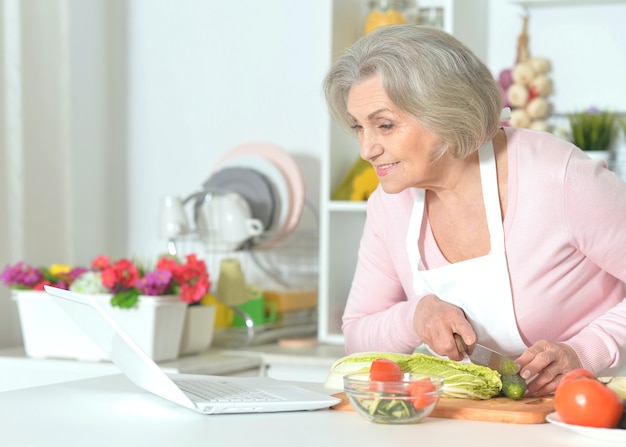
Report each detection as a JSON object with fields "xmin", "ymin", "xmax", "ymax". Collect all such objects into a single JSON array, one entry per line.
[{"xmin": 359, "ymin": 130, "xmax": 382, "ymax": 161}]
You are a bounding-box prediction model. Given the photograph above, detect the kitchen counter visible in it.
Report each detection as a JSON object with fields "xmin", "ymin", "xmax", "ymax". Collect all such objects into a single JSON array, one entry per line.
[
  {"xmin": 0, "ymin": 342, "xmax": 347, "ymax": 390},
  {"xmin": 0, "ymin": 345, "xmax": 617, "ymax": 446},
  {"xmin": 219, "ymin": 341, "xmax": 347, "ymax": 382},
  {"xmin": 0, "ymin": 347, "xmax": 263, "ymax": 392},
  {"xmin": 0, "ymin": 369, "xmax": 601, "ymax": 447},
  {"xmin": 221, "ymin": 340, "xmax": 347, "ymax": 367}
]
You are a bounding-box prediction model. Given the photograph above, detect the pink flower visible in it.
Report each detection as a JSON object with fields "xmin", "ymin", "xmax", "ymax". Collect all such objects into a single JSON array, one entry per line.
[
  {"xmin": 1, "ymin": 262, "xmax": 44, "ymax": 289},
  {"xmin": 135, "ymin": 270, "xmax": 173, "ymax": 296}
]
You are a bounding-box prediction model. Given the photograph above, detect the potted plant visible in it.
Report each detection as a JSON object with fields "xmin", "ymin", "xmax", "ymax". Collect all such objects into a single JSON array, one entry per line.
[
  {"xmin": 1, "ymin": 254, "xmax": 214, "ymax": 360},
  {"xmin": 568, "ymin": 108, "xmax": 618, "ymax": 154}
]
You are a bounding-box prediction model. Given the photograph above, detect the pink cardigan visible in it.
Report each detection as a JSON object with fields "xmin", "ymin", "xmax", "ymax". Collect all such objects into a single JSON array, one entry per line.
[{"xmin": 342, "ymin": 127, "xmax": 626, "ymax": 375}]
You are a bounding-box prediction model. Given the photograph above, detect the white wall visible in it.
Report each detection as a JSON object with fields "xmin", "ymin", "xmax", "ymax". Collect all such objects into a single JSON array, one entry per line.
[{"xmin": 125, "ymin": 0, "xmax": 332, "ymax": 260}]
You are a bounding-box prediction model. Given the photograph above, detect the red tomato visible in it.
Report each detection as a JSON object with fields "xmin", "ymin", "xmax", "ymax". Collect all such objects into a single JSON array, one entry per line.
[
  {"xmin": 369, "ymin": 358, "xmax": 403, "ymax": 382},
  {"xmin": 407, "ymin": 379, "xmax": 436, "ymax": 409},
  {"xmin": 554, "ymin": 369, "xmax": 624, "ymax": 428},
  {"xmin": 558, "ymin": 368, "xmax": 595, "ymax": 388}
]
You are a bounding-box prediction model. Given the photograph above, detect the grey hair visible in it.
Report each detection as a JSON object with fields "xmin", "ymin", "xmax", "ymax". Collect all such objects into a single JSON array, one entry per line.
[{"xmin": 323, "ymin": 25, "xmax": 503, "ymax": 158}]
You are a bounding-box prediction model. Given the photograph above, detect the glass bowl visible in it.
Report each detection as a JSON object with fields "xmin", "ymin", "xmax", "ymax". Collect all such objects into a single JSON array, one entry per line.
[{"xmin": 343, "ymin": 372, "xmax": 444, "ymax": 424}]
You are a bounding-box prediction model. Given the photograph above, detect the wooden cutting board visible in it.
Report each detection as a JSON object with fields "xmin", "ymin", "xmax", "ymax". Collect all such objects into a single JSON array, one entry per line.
[{"xmin": 331, "ymin": 392, "xmax": 555, "ymax": 424}]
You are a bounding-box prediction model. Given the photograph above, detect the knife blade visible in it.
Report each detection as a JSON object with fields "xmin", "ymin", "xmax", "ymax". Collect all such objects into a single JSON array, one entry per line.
[{"xmin": 453, "ymin": 334, "xmax": 520, "ymax": 375}]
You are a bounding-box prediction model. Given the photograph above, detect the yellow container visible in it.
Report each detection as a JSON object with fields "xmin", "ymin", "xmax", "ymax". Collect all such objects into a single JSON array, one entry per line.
[
  {"xmin": 263, "ymin": 289, "xmax": 317, "ymax": 313},
  {"xmin": 200, "ymin": 293, "xmax": 233, "ymax": 329}
]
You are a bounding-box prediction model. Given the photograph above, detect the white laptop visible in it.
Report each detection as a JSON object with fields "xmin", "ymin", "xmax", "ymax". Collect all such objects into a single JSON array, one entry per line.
[{"xmin": 44, "ymin": 286, "xmax": 339, "ymax": 414}]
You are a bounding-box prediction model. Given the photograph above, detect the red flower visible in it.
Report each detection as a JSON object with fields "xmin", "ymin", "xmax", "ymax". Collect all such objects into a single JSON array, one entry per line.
[
  {"xmin": 92, "ymin": 255, "xmax": 111, "ymax": 271},
  {"xmin": 179, "ymin": 280, "xmax": 209, "ymax": 304},
  {"xmin": 100, "ymin": 258, "xmax": 140, "ymax": 292},
  {"xmin": 156, "ymin": 254, "xmax": 210, "ymax": 304},
  {"xmin": 32, "ymin": 279, "xmax": 54, "ymax": 291}
]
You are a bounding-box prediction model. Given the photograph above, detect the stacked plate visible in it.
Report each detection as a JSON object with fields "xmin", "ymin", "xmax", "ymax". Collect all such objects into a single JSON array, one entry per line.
[{"xmin": 200, "ymin": 142, "xmax": 306, "ymax": 249}]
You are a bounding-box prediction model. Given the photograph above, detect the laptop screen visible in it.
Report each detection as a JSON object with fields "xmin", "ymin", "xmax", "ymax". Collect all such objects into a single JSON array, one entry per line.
[{"xmin": 44, "ymin": 286, "xmax": 195, "ymax": 409}]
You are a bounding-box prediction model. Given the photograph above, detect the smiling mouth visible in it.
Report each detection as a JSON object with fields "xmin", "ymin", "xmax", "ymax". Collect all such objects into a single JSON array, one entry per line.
[{"xmin": 375, "ymin": 162, "xmax": 399, "ymax": 176}]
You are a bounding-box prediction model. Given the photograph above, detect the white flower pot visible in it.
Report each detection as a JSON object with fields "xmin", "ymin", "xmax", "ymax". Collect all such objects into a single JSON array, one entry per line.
[
  {"xmin": 179, "ymin": 304, "xmax": 216, "ymax": 356},
  {"xmin": 12, "ymin": 290, "xmax": 187, "ymax": 362}
]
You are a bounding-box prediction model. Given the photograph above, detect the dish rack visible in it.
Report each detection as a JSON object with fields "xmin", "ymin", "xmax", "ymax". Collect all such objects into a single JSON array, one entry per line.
[
  {"xmin": 165, "ymin": 139, "xmax": 320, "ymax": 347},
  {"xmin": 211, "ymin": 307, "xmax": 318, "ymax": 348},
  {"xmin": 171, "ymin": 229, "xmax": 319, "ymax": 347}
]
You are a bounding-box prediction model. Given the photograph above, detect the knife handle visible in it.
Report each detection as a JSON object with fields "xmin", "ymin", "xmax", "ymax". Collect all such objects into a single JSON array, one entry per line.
[{"xmin": 453, "ymin": 333, "xmax": 468, "ymax": 354}]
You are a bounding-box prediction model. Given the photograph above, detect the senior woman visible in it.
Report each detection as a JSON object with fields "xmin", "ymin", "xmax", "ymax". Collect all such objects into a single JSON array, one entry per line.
[{"xmin": 323, "ymin": 25, "xmax": 626, "ymax": 396}]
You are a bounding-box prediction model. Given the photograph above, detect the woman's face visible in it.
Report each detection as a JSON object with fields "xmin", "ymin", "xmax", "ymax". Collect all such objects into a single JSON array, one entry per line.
[{"xmin": 347, "ymin": 75, "xmax": 445, "ymax": 194}]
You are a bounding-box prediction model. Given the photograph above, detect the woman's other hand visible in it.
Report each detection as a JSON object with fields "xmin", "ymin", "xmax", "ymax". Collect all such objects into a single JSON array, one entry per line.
[
  {"xmin": 515, "ymin": 340, "xmax": 583, "ymax": 396},
  {"xmin": 414, "ymin": 294, "xmax": 476, "ymax": 361}
]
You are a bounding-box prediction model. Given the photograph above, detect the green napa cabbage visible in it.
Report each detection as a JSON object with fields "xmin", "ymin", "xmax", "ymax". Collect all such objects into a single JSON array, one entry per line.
[{"xmin": 325, "ymin": 351, "xmax": 502, "ymax": 400}]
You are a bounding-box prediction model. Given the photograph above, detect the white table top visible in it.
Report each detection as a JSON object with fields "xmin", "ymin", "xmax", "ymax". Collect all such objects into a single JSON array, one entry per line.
[
  {"xmin": 0, "ymin": 348, "xmax": 264, "ymax": 392},
  {"xmin": 0, "ymin": 357, "xmax": 612, "ymax": 447}
]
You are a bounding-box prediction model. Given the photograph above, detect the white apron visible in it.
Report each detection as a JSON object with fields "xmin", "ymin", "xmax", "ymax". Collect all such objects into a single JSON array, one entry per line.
[{"xmin": 407, "ymin": 140, "xmax": 527, "ymax": 357}]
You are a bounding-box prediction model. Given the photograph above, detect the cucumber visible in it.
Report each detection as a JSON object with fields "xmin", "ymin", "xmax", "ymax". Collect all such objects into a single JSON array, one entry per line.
[{"xmin": 501, "ymin": 374, "xmax": 527, "ymax": 400}]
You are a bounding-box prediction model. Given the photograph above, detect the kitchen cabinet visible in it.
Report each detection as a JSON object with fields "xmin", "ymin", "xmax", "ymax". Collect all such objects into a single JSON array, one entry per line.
[{"xmin": 317, "ymin": 0, "xmax": 488, "ymax": 345}]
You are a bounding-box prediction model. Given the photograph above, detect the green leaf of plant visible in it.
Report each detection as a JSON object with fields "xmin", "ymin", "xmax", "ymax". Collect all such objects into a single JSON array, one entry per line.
[
  {"xmin": 110, "ymin": 289, "xmax": 140, "ymax": 308},
  {"xmin": 568, "ymin": 110, "xmax": 617, "ymax": 151}
]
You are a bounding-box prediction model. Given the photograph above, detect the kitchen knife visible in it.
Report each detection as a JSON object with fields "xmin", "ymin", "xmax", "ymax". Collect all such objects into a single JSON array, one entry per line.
[{"xmin": 454, "ymin": 334, "xmax": 520, "ymax": 375}]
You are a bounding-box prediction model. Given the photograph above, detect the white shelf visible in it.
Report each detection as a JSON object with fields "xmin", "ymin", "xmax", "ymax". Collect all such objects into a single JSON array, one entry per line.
[{"xmin": 328, "ymin": 201, "xmax": 367, "ymax": 212}]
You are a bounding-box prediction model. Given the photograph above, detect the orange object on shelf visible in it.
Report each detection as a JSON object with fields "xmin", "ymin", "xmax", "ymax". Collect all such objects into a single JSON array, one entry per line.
[
  {"xmin": 364, "ymin": 8, "xmax": 407, "ymax": 34},
  {"xmin": 263, "ymin": 289, "xmax": 317, "ymax": 312}
]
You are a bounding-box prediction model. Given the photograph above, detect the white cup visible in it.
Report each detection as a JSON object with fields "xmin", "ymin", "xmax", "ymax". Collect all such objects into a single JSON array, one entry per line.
[
  {"xmin": 197, "ymin": 192, "xmax": 264, "ymax": 250},
  {"xmin": 159, "ymin": 195, "xmax": 190, "ymax": 238}
]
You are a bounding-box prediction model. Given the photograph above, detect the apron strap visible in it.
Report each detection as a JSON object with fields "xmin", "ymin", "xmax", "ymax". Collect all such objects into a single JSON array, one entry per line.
[{"xmin": 478, "ymin": 141, "xmax": 505, "ymax": 254}]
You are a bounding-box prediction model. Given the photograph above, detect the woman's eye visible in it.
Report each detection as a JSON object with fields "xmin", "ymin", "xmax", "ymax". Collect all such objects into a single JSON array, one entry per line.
[
  {"xmin": 379, "ymin": 123, "xmax": 393, "ymax": 130},
  {"xmin": 350, "ymin": 124, "xmax": 363, "ymax": 132}
]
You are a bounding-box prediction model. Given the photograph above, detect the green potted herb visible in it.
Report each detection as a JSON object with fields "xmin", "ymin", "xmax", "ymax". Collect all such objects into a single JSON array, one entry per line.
[{"xmin": 568, "ymin": 108, "xmax": 618, "ymax": 152}]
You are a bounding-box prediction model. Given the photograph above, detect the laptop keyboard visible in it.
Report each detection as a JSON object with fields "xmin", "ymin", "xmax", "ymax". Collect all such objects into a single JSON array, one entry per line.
[{"xmin": 174, "ymin": 379, "xmax": 283, "ymax": 403}]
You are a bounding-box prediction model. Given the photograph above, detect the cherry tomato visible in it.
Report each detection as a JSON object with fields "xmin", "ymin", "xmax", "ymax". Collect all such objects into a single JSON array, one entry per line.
[
  {"xmin": 369, "ymin": 358, "xmax": 403, "ymax": 382},
  {"xmin": 554, "ymin": 369, "xmax": 624, "ymax": 428},
  {"xmin": 407, "ymin": 379, "xmax": 436, "ymax": 409}
]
